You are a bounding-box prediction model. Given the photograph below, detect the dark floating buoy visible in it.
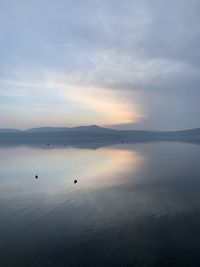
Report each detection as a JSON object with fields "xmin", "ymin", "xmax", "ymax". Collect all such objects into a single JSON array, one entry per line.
[
  {"xmin": 121, "ymin": 140, "xmax": 124, "ymax": 143},
  {"xmin": 74, "ymin": 179, "xmax": 77, "ymax": 184},
  {"xmin": 35, "ymin": 175, "xmax": 38, "ymax": 179},
  {"xmin": 47, "ymin": 144, "xmax": 50, "ymax": 146}
]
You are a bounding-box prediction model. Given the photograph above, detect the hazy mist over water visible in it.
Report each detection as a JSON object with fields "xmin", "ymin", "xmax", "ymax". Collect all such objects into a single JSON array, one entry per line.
[{"xmin": 1, "ymin": 142, "xmax": 200, "ymax": 266}]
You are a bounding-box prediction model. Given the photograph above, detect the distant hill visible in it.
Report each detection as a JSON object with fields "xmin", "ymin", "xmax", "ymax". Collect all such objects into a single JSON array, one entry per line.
[
  {"xmin": 25, "ymin": 125, "xmax": 116, "ymax": 133},
  {"xmin": 0, "ymin": 125, "xmax": 200, "ymax": 146},
  {"xmin": 0, "ymin": 128, "xmax": 22, "ymax": 133},
  {"xmin": 25, "ymin": 127, "xmax": 70, "ymax": 133}
]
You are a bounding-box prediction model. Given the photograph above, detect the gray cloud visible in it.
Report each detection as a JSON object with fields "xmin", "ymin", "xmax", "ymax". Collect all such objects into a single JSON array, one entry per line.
[{"xmin": 0, "ymin": 0, "xmax": 200, "ymax": 129}]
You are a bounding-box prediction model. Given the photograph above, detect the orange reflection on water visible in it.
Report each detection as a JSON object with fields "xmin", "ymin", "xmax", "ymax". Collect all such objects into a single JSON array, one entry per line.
[
  {"xmin": 77, "ymin": 147, "xmax": 143, "ymax": 188},
  {"xmin": 0, "ymin": 146, "xmax": 144, "ymax": 196}
]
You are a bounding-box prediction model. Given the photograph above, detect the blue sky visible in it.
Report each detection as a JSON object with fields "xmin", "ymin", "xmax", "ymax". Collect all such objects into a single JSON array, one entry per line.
[{"xmin": 0, "ymin": 0, "xmax": 200, "ymax": 130}]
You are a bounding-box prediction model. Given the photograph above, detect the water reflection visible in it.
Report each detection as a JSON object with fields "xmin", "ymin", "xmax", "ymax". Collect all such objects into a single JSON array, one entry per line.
[
  {"xmin": 0, "ymin": 146, "xmax": 143, "ymax": 198},
  {"xmin": 1, "ymin": 143, "xmax": 200, "ymax": 266}
]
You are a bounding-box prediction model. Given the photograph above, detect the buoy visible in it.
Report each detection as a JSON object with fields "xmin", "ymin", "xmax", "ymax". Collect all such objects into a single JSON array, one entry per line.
[
  {"xmin": 35, "ymin": 175, "xmax": 38, "ymax": 179},
  {"xmin": 74, "ymin": 179, "xmax": 77, "ymax": 184}
]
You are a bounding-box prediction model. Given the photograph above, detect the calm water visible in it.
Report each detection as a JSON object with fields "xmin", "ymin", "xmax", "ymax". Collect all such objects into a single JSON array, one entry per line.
[{"xmin": 1, "ymin": 142, "xmax": 200, "ymax": 267}]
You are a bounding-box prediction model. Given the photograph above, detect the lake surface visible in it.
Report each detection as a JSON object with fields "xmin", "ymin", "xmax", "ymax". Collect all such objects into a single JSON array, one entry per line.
[{"xmin": 1, "ymin": 142, "xmax": 200, "ymax": 266}]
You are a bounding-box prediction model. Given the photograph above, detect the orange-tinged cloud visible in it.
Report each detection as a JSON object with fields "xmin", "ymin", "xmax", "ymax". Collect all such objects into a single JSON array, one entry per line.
[
  {"xmin": 0, "ymin": 74, "xmax": 144, "ymax": 128},
  {"xmin": 46, "ymin": 78, "xmax": 143, "ymax": 126}
]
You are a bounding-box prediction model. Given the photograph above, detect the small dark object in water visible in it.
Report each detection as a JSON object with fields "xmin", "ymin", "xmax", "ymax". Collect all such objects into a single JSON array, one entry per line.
[
  {"xmin": 121, "ymin": 140, "xmax": 124, "ymax": 143},
  {"xmin": 74, "ymin": 179, "xmax": 77, "ymax": 184},
  {"xmin": 35, "ymin": 175, "xmax": 38, "ymax": 179},
  {"xmin": 47, "ymin": 144, "xmax": 50, "ymax": 146}
]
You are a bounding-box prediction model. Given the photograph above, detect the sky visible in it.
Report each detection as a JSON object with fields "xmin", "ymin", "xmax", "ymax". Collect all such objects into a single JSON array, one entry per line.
[{"xmin": 0, "ymin": 0, "xmax": 200, "ymax": 130}]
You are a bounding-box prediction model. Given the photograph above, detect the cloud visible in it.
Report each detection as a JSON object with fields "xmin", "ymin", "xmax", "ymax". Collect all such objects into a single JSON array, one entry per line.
[
  {"xmin": 0, "ymin": 0, "xmax": 200, "ymax": 129},
  {"xmin": 0, "ymin": 72, "xmax": 144, "ymax": 128},
  {"xmin": 46, "ymin": 43, "xmax": 78, "ymax": 48}
]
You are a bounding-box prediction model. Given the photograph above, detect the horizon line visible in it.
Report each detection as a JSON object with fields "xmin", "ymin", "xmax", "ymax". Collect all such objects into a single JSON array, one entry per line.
[{"xmin": 0, "ymin": 124, "xmax": 200, "ymax": 132}]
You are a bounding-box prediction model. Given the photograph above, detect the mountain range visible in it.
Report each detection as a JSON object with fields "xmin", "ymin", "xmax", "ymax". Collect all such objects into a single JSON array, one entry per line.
[
  {"xmin": 0, "ymin": 125, "xmax": 115, "ymax": 133},
  {"xmin": 0, "ymin": 125, "xmax": 200, "ymax": 146}
]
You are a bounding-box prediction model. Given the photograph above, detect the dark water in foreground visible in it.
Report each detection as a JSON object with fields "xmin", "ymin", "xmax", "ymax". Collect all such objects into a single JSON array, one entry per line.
[{"xmin": 1, "ymin": 142, "xmax": 200, "ymax": 267}]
